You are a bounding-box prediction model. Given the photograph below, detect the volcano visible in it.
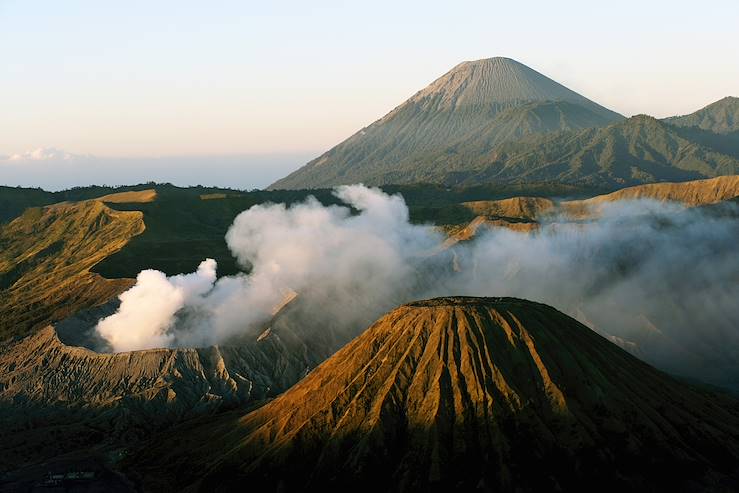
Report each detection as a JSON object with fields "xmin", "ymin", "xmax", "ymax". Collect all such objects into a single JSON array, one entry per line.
[
  {"xmin": 129, "ymin": 297, "xmax": 739, "ymax": 492},
  {"xmin": 269, "ymin": 57, "xmax": 623, "ymax": 190}
]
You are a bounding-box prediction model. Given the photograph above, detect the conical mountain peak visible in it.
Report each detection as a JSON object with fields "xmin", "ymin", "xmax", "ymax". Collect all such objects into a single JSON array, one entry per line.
[
  {"xmin": 130, "ymin": 297, "xmax": 739, "ymax": 492},
  {"xmin": 269, "ymin": 57, "xmax": 623, "ymax": 190},
  {"xmin": 408, "ymin": 57, "xmax": 615, "ymax": 114}
]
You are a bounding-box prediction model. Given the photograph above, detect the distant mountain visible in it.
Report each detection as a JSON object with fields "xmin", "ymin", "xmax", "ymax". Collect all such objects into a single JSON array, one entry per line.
[
  {"xmin": 662, "ymin": 97, "xmax": 739, "ymax": 160},
  {"xmin": 129, "ymin": 298, "xmax": 739, "ymax": 492},
  {"xmin": 270, "ymin": 57, "xmax": 623, "ymax": 189},
  {"xmin": 665, "ymin": 96, "xmax": 739, "ymax": 134},
  {"xmin": 413, "ymin": 114, "xmax": 739, "ymax": 187}
]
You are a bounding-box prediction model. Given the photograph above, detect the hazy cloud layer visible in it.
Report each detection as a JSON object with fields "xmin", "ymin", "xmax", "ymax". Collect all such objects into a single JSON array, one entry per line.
[
  {"xmin": 3, "ymin": 147, "xmax": 82, "ymax": 162},
  {"xmin": 0, "ymin": 151, "xmax": 309, "ymax": 190}
]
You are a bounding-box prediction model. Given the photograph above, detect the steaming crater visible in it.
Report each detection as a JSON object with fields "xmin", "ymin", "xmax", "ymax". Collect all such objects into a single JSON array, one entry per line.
[
  {"xmin": 55, "ymin": 300, "xmax": 120, "ymax": 351},
  {"xmin": 62, "ymin": 185, "xmax": 739, "ymax": 392},
  {"xmin": 127, "ymin": 297, "xmax": 739, "ymax": 491}
]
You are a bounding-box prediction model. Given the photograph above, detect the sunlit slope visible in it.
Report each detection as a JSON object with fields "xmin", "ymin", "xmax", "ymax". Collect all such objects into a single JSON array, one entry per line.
[
  {"xmin": 0, "ymin": 184, "xmax": 160, "ymax": 224},
  {"xmin": 457, "ymin": 175, "xmax": 739, "ymax": 226},
  {"xmin": 0, "ymin": 186, "xmax": 56, "ymax": 223},
  {"xmin": 130, "ymin": 298, "xmax": 739, "ymax": 492},
  {"xmin": 95, "ymin": 188, "xmax": 157, "ymax": 203},
  {"xmin": 0, "ymin": 200, "xmax": 144, "ymax": 340}
]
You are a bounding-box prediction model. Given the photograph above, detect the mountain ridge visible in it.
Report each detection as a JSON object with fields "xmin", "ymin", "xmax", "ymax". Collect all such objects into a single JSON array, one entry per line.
[
  {"xmin": 665, "ymin": 96, "xmax": 739, "ymax": 134},
  {"xmin": 400, "ymin": 57, "xmax": 620, "ymax": 118},
  {"xmin": 0, "ymin": 200, "xmax": 144, "ymax": 340}
]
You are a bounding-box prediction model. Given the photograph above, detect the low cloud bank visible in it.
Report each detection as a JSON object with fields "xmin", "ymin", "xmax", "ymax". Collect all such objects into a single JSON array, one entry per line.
[
  {"xmin": 4, "ymin": 147, "xmax": 80, "ymax": 161},
  {"xmin": 0, "ymin": 151, "xmax": 309, "ymax": 190},
  {"xmin": 95, "ymin": 185, "xmax": 739, "ymax": 389}
]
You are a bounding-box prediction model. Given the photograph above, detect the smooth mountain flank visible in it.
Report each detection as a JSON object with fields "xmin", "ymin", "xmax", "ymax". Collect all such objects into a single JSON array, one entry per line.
[
  {"xmin": 270, "ymin": 59, "xmax": 739, "ymax": 190},
  {"xmin": 269, "ymin": 57, "xmax": 624, "ymax": 189},
  {"xmin": 127, "ymin": 297, "xmax": 739, "ymax": 492}
]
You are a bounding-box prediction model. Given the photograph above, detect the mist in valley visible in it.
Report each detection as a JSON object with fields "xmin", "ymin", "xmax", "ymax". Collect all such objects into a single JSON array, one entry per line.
[{"xmin": 95, "ymin": 185, "xmax": 739, "ymax": 390}]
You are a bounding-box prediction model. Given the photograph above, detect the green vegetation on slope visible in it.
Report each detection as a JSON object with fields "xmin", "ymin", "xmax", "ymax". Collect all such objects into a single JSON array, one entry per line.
[
  {"xmin": 669, "ymin": 124, "xmax": 739, "ymax": 159},
  {"xmin": 92, "ymin": 185, "xmax": 349, "ymax": 278},
  {"xmin": 270, "ymin": 57, "xmax": 622, "ymax": 190},
  {"xmin": 92, "ymin": 182, "xmax": 608, "ymax": 278},
  {"xmin": 382, "ymin": 115, "xmax": 739, "ymax": 188},
  {"xmin": 0, "ymin": 201, "xmax": 144, "ymax": 340},
  {"xmin": 665, "ymin": 96, "xmax": 739, "ymax": 134},
  {"xmin": 268, "ymin": 59, "xmax": 738, "ymax": 191},
  {"xmin": 0, "ymin": 183, "xmax": 164, "ymax": 223}
]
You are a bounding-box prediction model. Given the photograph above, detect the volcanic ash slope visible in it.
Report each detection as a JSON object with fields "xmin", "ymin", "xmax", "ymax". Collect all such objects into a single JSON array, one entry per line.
[{"xmin": 130, "ymin": 297, "xmax": 739, "ymax": 493}]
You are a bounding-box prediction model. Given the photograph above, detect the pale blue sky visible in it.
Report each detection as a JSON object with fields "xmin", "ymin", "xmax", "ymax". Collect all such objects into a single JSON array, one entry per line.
[{"xmin": 1, "ymin": 0, "xmax": 737, "ymax": 189}]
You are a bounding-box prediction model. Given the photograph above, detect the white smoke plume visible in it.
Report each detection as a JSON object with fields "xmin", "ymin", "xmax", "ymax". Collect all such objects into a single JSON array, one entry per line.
[
  {"xmin": 96, "ymin": 259, "xmax": 217, "ymax": 351},
  {"xmin": 95, "ymin": 185, "xmax": 739, "ymax": 390},
  {"xmin": 97, "ymin": 185, "xmax": 440, "ymax": 351}
]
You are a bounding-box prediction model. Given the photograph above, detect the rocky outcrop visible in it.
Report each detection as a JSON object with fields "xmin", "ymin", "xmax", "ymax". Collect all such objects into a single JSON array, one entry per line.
[{"xmin": 96, "ymin": 189, "xmax": 157, "ymax": 204}]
